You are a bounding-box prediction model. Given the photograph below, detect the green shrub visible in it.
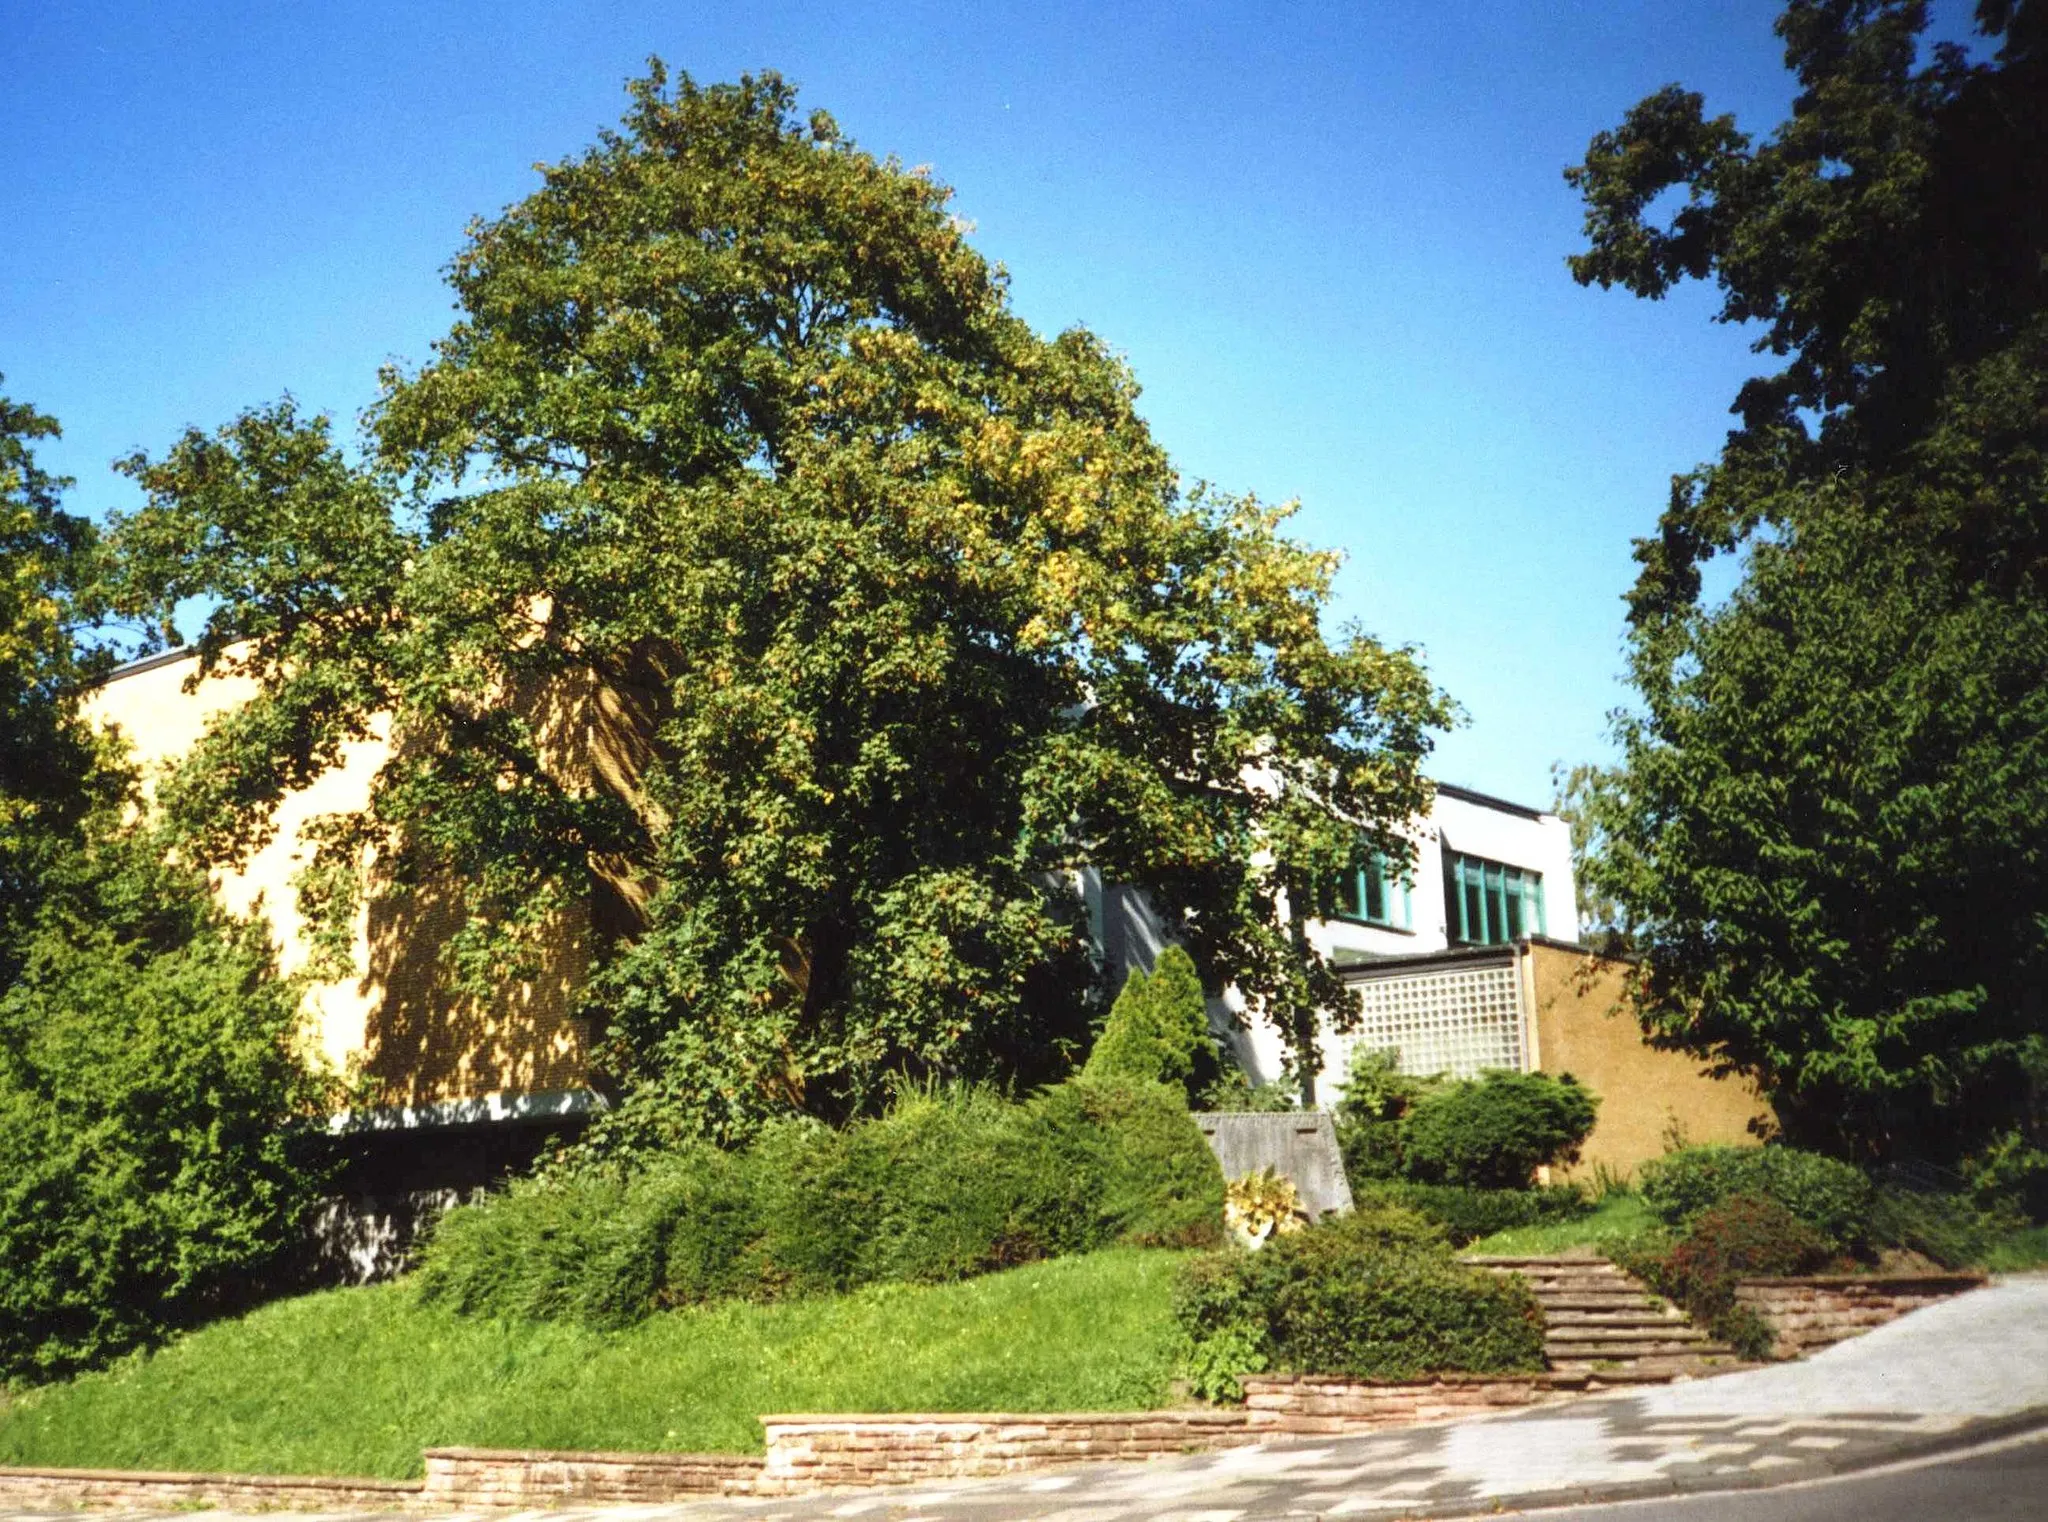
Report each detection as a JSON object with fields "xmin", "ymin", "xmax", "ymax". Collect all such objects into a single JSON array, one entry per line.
[
  {"xmin": 1353, "ymin": 1180, "xmax": 1591, "ymax": 1247},
  {"xmin": 1962, "ymin": 1132, "xmax": 2048, "ymax": 1224},
  {"xmin": 1027, "ymin": 1075, "xmax": 1226, "ymax": 1248},
  {"xmin": 1627, "ymin": 1193, "xmax": 1830, "ymax": 1360},
  {"xmin": 1399, "ymin": 1070, "xmax": 1599, "ymax": 1190},
  {"xmin": 0, "ymin": 868, "xmax": 331, "ymax": 1384},
  {"xmin": 1331, "ymin": 1048, "xmax": 1437, "ymax": 1180},
  {"xmin": 1639, "ymin": 1145, "xmax": 1874, "ymax": 1250},
  {"xmin": 1863, "ymin": 1185, "xmax": 1995, "ymax": 1271},
  {"xmin": 1172, "ymin": 1204, "xmax": 1544, "ymax": 1400},
  {"xmin": 415, "ymin": 1169, "xmax": 637, "ymax": 1325},
  {"xmin": 418, "ymin": 1076, "xmax": 1223, "ymax": 1327},
  {"xmin": 1199, "ymin": 1070, "xmax": 1303, "ymax": 1111},
  {"xmin": 1083, "ymin": 948, "xmax": 1220, "ymax": 1102}
]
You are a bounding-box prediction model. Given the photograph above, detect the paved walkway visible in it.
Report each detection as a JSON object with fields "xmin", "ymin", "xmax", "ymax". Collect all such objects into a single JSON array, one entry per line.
[{"xmin": 9, "ymin": 1277, "xmax": 2046, "ymax": 1522}]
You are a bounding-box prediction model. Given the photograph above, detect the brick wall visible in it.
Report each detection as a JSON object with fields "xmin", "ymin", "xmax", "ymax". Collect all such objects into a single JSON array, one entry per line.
[
  {"xmin": 422, "ymin": 1446, "xmax": 761, "ymax": 1505},
  {"xmin": 1735, "ymin": 1274, "xmax": 1985, "ymax": 1358},
  {"xmin": 0, "ymin": 1466, "xmax": 422, "ymax": 1512},
  {"xmin": 1239, "ymin": 1373, "xmax": 1557, "ymax": 1434},
  {"xmin": 753, "ymin": 1411, "xmax": 1258, "ymax": 1493}
]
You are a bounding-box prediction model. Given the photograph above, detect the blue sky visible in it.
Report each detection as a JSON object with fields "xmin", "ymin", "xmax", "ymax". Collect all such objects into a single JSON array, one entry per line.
[{"xmin": 5, "ymin": 1, "xmax": 1815, "ymax": 807}]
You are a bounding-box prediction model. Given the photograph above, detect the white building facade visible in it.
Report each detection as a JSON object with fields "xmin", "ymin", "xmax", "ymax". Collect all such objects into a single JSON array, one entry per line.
[{"xmin": 1086, "ymin": 781, "xmax": 1580, "ymax": 1103}]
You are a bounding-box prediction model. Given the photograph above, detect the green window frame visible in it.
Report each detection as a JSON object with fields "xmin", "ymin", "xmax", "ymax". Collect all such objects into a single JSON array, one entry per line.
[
  {"xmin": 1333, "ymin": 851, "xmax": 1412, "ymax": 931},
  {"xmin": 1442, "ymin": 850, "xmax": 1544, "ymax": 945}
]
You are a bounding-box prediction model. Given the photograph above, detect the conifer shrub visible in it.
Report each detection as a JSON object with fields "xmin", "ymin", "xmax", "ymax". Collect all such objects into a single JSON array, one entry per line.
[
  {"xmin": 1082, "ymin": 947, "xmax": 1220, "ymax": 1102},
  {"xmin": 0, "ymin": 857, "xmax": 331, "ymax": 1383},
  {"xmin": 1399, "ymin": 1070, "xmax": 1599, "ymax": 1190}
]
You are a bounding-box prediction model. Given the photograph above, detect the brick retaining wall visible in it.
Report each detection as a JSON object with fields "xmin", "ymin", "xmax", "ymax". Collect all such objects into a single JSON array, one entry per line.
[
  {"xmin": 753, "ymin": 1410, "xmax": 1257, "ymax": 1493},
  {"xmin": 0, "ymin": 1465, "xmax": 423, "ymax": 1512},
  {"xmin": 422, "ymin": 1445, "xmax": 762, "ymax": 1505},
  {"xmin": 1735, "ymin": 1274, "xmax": 1985, "ymax": 1358},
  {"xmin": 1239, "ymin": 1373, "xmax": 1558, "ymax": 1434}
]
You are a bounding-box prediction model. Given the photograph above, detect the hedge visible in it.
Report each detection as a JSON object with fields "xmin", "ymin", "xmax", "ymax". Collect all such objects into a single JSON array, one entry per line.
[
  {"xmin": 417, "ymin": 1076, "xmax": 1223, "ymax": 1327},
  {"xmin": 1172, "ymin": 1204, "xmax": 1546, "ymax": 1400}
]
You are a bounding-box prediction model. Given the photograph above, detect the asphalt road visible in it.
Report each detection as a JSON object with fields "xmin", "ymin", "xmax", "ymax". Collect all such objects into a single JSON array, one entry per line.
[{"xmin": 1504, "ymin": 1428, "xmax": 2048, "ymax": 1522}]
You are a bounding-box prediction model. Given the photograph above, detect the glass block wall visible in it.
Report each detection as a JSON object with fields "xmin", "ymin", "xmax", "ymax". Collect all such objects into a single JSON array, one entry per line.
[{"xmin": 1323, "ymin": 960, "xmax": 1526, "ymax": 1089}]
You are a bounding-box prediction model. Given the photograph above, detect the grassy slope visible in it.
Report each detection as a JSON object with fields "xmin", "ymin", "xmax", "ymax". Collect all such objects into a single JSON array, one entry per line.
[
  {"xmin": 0, "ymin": 1249, "xmax": 1183, "ymax": 1480},
  {"xmin": 1468, "ymin": 1193, "xmax": 1656, "ymax": 1256}
]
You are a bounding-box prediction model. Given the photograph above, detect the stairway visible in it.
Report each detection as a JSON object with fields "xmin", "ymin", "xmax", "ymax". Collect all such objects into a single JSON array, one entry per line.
[{"xmin": 1463, "ymin": 1253, "xmax": 1744, "ymax": 1383}]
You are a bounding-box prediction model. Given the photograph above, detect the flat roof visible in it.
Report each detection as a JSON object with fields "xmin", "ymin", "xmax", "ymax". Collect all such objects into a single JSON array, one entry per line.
[
  {"xmin": 1429, "ymin": 779, "xmax": 1551, "ymax": 822},
  {"xmin": 94, "ymin": 645, "xmax": 200, "ymax": 684}
]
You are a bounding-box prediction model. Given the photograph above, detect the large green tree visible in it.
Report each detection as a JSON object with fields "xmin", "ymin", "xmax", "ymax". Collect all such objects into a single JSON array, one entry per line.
[
  {"xmin": 1567, "ymin": 1, "xmax": 2047, "ymax": 1160},
  {"xmin": 112, "ymin": 68, "xmax": 1451, "ymax": 1146},
  {"xmin": 0, "ymin": 383, "xmax": 106, "ymax": 977},
  {"xmin": 0, "ymin": 384, "xmax": 330, "ymax": 1381}
]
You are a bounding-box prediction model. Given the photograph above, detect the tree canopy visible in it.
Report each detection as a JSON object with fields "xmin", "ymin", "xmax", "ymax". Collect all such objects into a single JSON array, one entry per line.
[
  {"xmin": 0, "ymin": 384, "xmax": 330, "ymax": 1381},
  {"xmin": 112, "ymin": 68, "xmax": 1451, "ymax": 1147},
  {"xmin": 0, "ymin": 383, "xmax": 108, "ymax": 980},
  {"xmin": 1567, "ymin": 1, "xmax": 2047, "ymax": 1160}
]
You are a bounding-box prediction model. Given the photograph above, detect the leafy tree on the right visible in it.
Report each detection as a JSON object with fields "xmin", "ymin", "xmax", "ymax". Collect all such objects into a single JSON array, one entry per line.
[{"xmin": 1566, "ymin": 0, "xmax": 2047, "ymax": 1163}]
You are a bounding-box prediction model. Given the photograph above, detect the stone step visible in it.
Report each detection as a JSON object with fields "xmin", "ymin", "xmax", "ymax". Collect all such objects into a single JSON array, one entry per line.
[
  {"xmin": 1546, "ymin": 1321, "xmax": 1713, "ymax": 1342},
  {"xmin": 1464, "ymin": 1252, "xmax": 1736, "ymax": 1385},
  {"xmin": 1538, "ymin": 1300, "xmax": 1676, "ymax": 1316},
  {"xmin": 1515, "ymin": 1278, "xmax": 1638, "ymax": 1294},
  {"xmin": 1510, "ymin": 1275, "xmax": 1639, "ymax": 1292},
  {"xmin": 1542, "ymin": 1310, "xmax": 1692, "ymax": 1329},
  {"xmin": 1464, "ymin": 1255, "xmax": 1623, "ymax": 1267}
]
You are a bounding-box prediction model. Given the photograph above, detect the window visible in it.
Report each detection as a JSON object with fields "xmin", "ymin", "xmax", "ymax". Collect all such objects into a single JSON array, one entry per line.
[
  {"xmin": 1443, "ymin": 851, "xmax": 1544, "ymax": 945},
  {"xmin": 1333, "ymin": 851, "xmax": 1412, "ymax": 930}
]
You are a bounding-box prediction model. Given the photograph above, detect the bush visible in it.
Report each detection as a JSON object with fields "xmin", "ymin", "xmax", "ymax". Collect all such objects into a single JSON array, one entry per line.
[
  {"xmin": 1172, "ymin": 1204, "xmax": 1545, "ymax": 1400},
  {"xmin": 0, "ymin": 865, "xmax": 331, "ymax": 1383},
  {"xmin": 1962, "ymin": 1132, "xmax": 2048, "ymax": 1224},
  {"xmin": 1399, "ymin": 1070, "xmax": 1599, "ymax": 1190},
  {"xmin": 1028, "ymin": 1076, "xmax": 1227, "ymax": 1248},
  {"xmin": 1639, "ymin": 1145, "xmax": 1874, "ymax": 1250},
  {"xmin": 1353, "ymin": 1180, "xmax": 1591, "ymax": 1247},
  {"xmin": 1626, "ymin": 1194, "xmax": 1830, "ymax": 1360},
  {"xmin": 1331, "ymin": 1048, "xmax": 1436, "ymax": 1181},
  {"xmin": 1864, "ymin": 1185, "xmax": 1996, "ymax": 1270},
  {"xmin": 418, "ymin": 1075, "xmax": 1224, "ymax": 1327},
  {"xmin": 1083, "ymin": 948, "xmax": 1221, "ymax": 1102}
]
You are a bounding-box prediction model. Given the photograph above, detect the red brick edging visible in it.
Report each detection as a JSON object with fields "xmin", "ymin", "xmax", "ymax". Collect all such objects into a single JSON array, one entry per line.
[
  {"xmin": 423, "ymin": 1445, "xmax": 762, "ymax": 1504},
  {"xmin": 1240, "ymin": 1373, "xmax": 1560, "ymax": 1435},
  {"xmin": 0, "ymin": 1464, "xmax": 422, "ymax": 1512},
  {"xmin": 1735, "ymin": 1272, "xmax": 1985, "ymax": 1359}
]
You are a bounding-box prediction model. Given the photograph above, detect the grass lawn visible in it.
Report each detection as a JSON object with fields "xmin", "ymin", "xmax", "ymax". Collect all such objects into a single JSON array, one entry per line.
[
  {"xmin": 1468, "ymin": 1193, "xmax": 1658, "ymax": 1256},
  {"xmin": 0, "ymin": 1248, "xmax": 1184, "ymax": 1480},
  {"xmin": 1984, "ymin": 1224, "xmax": 2048, "ymax": 1272}
]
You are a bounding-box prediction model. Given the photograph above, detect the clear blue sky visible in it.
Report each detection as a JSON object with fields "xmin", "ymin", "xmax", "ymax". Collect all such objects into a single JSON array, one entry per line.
[{"xmin": 5, "ymin": 1, "xmax": 1812, "ymax": 807}]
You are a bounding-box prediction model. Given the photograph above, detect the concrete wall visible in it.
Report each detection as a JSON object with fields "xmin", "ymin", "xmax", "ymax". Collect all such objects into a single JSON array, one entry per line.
[{"xmin": 1524, "ymin": 940, "xmax": 1772, "ymax": 1181}]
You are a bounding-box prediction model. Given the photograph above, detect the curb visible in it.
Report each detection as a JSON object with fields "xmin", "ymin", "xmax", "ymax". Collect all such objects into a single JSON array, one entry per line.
[{"xmin": 1231, "ymin": 1404, "xmax": 2048, "ymax": 1519}]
